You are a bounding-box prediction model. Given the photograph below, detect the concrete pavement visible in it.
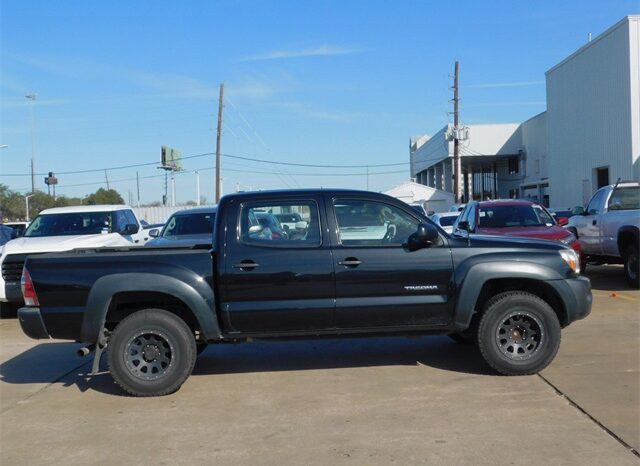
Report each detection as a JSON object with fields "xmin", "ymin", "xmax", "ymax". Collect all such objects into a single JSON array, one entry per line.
[{"xmin": 1, "ymin": 266, "xmax": 638, "ymax": 465}]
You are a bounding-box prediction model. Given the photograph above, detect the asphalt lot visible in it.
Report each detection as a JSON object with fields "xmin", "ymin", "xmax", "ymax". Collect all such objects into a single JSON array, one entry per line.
[{"xmin": 1, "ymin": 266, "xmax": 638, "ymax": 465}]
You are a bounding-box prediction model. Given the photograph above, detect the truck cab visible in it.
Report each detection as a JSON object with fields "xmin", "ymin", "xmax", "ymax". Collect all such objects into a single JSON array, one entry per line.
[{"xmin": 567, "ymin": 181, "xmax": 639, "ymax": 286}]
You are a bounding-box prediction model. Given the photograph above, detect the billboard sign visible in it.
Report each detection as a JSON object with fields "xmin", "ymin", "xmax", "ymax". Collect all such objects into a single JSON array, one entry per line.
[{"xmin": 161, "ymin": 146, "xmax": 183, "ymax": 171}]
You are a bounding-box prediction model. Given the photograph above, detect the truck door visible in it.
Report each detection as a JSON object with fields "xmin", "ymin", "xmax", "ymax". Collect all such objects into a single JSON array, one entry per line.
[
  {"xmin": 329, "ymin": 197, "xmax": 454, "ymax": 329},
  {"xmin": 577, "ymin": 188, "xmax": 608, "ymax": 255},
  {"xmin": 220, "ymin": 197, "xmax": 335, "ymax": 333}
]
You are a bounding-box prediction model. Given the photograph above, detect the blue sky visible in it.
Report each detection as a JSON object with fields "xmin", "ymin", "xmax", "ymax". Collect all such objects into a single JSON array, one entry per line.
[{"xmin": 1, "ymin": 0, "xmax": 637, "ymax": 203}]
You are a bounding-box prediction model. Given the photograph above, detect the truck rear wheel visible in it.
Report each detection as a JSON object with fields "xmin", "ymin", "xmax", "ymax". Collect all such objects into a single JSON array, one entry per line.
[
  {"xmin": 477, "ymin": 291, "xmax": 561, "ymax": 375},
  {"xmin": 624, "ymin": 245, "xmax": 639, "ymax": 288},
  {"xmin": 107, "ymin": 308, "xmax": 197, "ymax": 397}
]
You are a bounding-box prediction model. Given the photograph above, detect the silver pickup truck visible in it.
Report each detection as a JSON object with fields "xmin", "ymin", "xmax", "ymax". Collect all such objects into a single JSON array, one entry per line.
[{"xmin": 567, "ymin": 181, "xmax": 639, "ymax": 287}]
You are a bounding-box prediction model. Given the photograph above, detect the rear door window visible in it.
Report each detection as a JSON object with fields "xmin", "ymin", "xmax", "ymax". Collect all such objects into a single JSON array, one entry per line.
[{"xmin": 239, "ymin": 201, "xmax": 320, "ymax": 247}]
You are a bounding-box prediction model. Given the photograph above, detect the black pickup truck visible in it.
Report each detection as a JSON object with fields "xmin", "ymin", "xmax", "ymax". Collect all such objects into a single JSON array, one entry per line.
[{"xmin": 18, "ymin": 189, "xmax": 592, "ymax": 396}]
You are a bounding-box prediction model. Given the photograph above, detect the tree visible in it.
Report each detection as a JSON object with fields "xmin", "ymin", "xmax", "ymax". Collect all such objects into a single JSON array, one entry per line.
[{"xmin": 84, "ymin": 188, "xmax": 125, "ymax": 205}]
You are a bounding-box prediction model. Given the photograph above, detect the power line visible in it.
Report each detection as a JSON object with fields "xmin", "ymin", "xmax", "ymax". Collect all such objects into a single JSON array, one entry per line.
[{"xmin": 0, "ymin": 151, "xmax": 409, "ymax": 178}]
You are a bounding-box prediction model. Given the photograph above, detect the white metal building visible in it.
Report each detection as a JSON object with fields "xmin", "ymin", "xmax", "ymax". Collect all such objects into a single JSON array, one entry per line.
[
  {"xmin": 546, "ymin": 15, "xmax": 640, "ymax": 208},
  {"xmin": 410, "ymin": 15, "xmax": 640, "ymax": 209},
  {"xmin": 384, "ymin": 181, "xmax": 455, "ymax": 212},
  {"xmin": 410, "ymin": 123, "xmax": 525, "ymax": 202}
]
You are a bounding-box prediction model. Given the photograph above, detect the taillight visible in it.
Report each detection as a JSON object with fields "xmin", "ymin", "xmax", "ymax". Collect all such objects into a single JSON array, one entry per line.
[{"xmin": 21, "ymin": 267, "xmax": 39, "ymax": 307}]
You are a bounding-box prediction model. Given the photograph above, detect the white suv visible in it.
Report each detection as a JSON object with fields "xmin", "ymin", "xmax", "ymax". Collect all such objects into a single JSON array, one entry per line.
[{"xmin": 0, "ymin": 205, "xmax": 149, "ymax": 316}]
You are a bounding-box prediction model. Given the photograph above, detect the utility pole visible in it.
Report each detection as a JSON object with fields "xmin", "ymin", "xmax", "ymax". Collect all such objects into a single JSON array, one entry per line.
[
  {"xmin": 136, "ymin": 171, "xmax": 141, "ymax": 206},
  {"xmin": 26, "ymin": 93, "xmax": 37, "ymax": 193},
  {"xmin": 452, "ymin": 61, "xmax": 461, "ymax": 204},
  {"xmin": 170, "ymin": 171, "xmax": 176, "ymax": 206},
  {"xmin": 215, "ymin": 83, "xmax": 225, "ymax": 203},
  {"xmin": 104, "ymin": 170, "xmax": 110, "ymax": 190},
  {"xmin": 196, "ymin": 170, "xmax": 201, "ymax": 206}
]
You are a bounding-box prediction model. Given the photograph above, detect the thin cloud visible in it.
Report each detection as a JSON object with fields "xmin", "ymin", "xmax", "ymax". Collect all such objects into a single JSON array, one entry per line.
[
  {"xmin": 239, "ymin": 45, "xmax": 361, "ymax": 62},
  {"xmin": 465, "ymin": 80, "xmax": 545, "ymax": 89}
]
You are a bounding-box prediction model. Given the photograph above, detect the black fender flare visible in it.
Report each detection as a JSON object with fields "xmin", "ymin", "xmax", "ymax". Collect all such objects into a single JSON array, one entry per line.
[
  {"xmin": 79, "ymin": 273, "xmax": 221, "ymax": 343},
  {"xmin": 453, "ymin": 261, "xmax": 565, "ymax": 332},
  {"xmin": 617, "ymin": 226, "xmax": 639, "ymax": 255}
]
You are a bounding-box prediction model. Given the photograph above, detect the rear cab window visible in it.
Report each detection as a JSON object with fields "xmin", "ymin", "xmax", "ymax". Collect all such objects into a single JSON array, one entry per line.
[{"xmin": 608, "ymin": 186, "xmax": 640, "ymax": 211}]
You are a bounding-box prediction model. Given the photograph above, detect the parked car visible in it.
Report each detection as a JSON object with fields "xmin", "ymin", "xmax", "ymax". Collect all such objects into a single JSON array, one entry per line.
[
  {"xmin": 0, "ymin": 205, "xmax": 149, "ymax": 317},
  {"xmin": 17, "ymin": 189, "xmax": 590, "ymax": 396},
  {"xmin": 140, "ymin": 219, "xmax": 165, "ymax": 230},
  {"xmin": 548, "ymin": 208, "xmax": 574, "ymax": 221},
  {"xmin": 0, "ymin": 226, "xmax": 13, "ymax": 246},
  {"xmin": 2, "ymin": 221, "xmax": 29, "ymax": 237},
  {"xmin": 566, "ymin": 181, "xmax": 639, "ymax": 287},
  {"xmin": 409, "ymin": 203, "xmax": 429, "ymax": 217},
  {"xmin": 430, "ymin": 212, "xmax": 460, "ymax": 234},
  {"xmin": 146, "ymin": 207, "xmax": 216, "ymax": 247},
  {"xmin": 255, "ymin": 211, "xmax": 287, "ymax": 239},
  {"xmin": 274, "ymin": 212, "xmax": 308, "ymax": 232},
  {"xmin": 453, "ymin": 200, "xmax": 582, "ymax": 257}
]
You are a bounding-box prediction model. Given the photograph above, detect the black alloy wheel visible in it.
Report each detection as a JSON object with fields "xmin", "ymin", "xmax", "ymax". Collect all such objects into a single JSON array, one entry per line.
[
  {"xmin": 477, "ymin": 291, "xmax": 561, "ymax": 375},
  {"xmin": 108, "ymin": 309, "xmax": 197, "ymax": 397}
]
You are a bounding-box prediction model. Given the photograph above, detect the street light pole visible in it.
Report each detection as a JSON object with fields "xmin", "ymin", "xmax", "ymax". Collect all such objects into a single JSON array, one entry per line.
[
  {"xmin": 25, "ymin": 194, "xmax": 35, "ymax": 221},
  {"xmin": 26, "ymin": 93, "xmax": 38, "ymax": 193}
]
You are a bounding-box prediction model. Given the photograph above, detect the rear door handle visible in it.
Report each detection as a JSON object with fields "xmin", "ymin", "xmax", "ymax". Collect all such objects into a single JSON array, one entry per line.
[
  {"xmin": 592, "ymin": 219, "xmax": 597, "ymax": 226},
  {"xmin": 338, "ymin": 257, "xmax": 362, "ymax": 267},
  {"xmin": 233, "ymin": 261, "xmax": 260, "ymax": 270}
]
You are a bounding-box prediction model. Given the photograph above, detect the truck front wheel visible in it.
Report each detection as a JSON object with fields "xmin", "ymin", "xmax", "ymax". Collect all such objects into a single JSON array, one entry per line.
[
  {"xmin": 624, "ymin": 245, "xmax": 639, "ymax": 288},
  {"xmin": 107, "ymin": 309, "xmax": 197, "ymax": 397},
  {"xmin": 477, "ymin": 291, "xmax": 561, "ymax": 375}
]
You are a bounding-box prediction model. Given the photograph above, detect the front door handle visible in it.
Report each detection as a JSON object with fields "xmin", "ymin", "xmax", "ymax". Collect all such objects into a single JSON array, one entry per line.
[
  {"xmin": 338, "ymin": 257, "xmax": 362, "ymax": 268},
  {"xmin": 233, "ymin": 260, "xmax": 260, "ymax": 270},
  {"xmin": 592, "ymin": 219, "xmax": 597, "ymax": 226}
]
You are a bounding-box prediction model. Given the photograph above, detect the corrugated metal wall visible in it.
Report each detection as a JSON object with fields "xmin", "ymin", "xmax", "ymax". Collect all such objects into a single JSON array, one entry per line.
[{"xmin": 546, "ymin": 17, "xmax": 639, "ymax": 208}]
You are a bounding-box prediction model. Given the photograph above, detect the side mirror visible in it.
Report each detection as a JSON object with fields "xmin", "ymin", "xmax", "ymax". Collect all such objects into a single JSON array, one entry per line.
[
  {"xmin": 406, "ymin": 223, "xmax": 439, "ymax": 251},
  {"xmin": 457, "ymin": 220, "xmax": 470, "ymax": 231},
  {"xmin": 249, "ymin": 224, "xmax": 263, "ymax": 234},
  {"xmin": 121, "ymin": 223, "xmax": 139, "ymax": 235},
  {"xmin": 557, "ymin": 217, "xmax": 569, "ymax": 226},
  {"xmin": 148, "ymin": 228, "xmax": 160, "ymax": 238}
]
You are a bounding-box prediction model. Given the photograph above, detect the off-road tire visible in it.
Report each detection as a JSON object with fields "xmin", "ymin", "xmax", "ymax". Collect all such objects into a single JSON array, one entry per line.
[
  {"xmin": 624, "ymin": 245, "xmax": 639, "ymax": 288},
  {"xmin": 108, "ymin": 308, "xmax": 197, "ymax": 397},
  {"xmin": 477, "ymin": 291, "xmax": 561, "ymax": 375}
]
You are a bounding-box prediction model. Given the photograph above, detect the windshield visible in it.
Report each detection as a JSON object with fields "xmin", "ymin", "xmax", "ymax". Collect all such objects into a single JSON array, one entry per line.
[
  {"xmin": 161, "ymin": 212, "xmax": 215, "ymax": 237},
  {"xmin": 478, "ymin": 204, "xmax": 554, "ymax": 228},
  {"xmin": 24, "ymin": 212, "xmax": 114, "ymax": 237},
  {"xmin": 438, "ymin": 216, "xmax": 458, "ymax": 227}
]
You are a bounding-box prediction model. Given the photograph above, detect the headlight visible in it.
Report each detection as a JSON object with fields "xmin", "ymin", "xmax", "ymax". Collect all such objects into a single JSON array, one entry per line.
[
  {"xmin": 559, "ymin": 233, "xmax": 577, "ymax": 245},
  {"xmin": 559, "ymin": 248, "xmax": 580, "ymax": 274}
]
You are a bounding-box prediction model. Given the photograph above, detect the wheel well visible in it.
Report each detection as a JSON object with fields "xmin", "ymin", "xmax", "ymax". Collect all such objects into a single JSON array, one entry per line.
[
  {"xmin": 104, "ymin": 291, "xmax": 200, "ymax": 333},
  {"xmin": 474, "ymin": 278, "xmax": 568, "ymax": 327},
  {"xmin": 618, "ymin": 229, "xmax": 638, "ymax": 256}
]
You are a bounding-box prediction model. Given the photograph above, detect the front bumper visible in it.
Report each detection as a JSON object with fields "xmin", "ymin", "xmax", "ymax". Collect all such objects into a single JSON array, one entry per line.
[
  {"xmin": 18, "ymin": 307, "xmax": 50, "ymax": 339},
  {"xmin": 552, "ymin": 276, "xmax": 592, "ymax": 325}
]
